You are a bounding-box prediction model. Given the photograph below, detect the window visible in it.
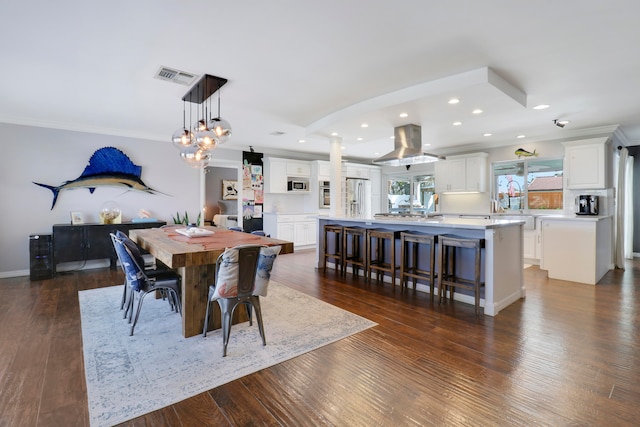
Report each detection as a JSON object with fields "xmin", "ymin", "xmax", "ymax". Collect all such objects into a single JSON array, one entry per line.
[
  {"xmin": 387, "ymin": 174, "xmax": 436, "ymax": 214},
  {"xmin": 493, "ymin": 158, "xmax": 563, "ymax": 211}
]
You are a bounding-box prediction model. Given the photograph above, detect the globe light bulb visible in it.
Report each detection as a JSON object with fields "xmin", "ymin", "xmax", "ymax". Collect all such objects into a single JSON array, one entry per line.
[
  {"xmin": 171, "ymin": 128, "xmax": 194, "ymax": 149},
  {"xmin": 207, "ymin": 117, "xmax": 232, "ymax": 144}
]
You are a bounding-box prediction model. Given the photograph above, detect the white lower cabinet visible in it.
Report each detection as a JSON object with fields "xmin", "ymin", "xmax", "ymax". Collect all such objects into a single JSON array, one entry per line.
[
  {"xmin": 294, "ymin": 221, "xmax": 316, "ymax": 246},
  {"xmin": 276, "ymin": 222, "xmax": 295, "ymax": 242},
  {"xmin": 540, "ymin": 216, "xmax": 612, "ymax": 284},
  {"xmin": 523, "ymin": 230, "xmax": 536, "ymax": 260},
  {"xmin": 263, "ymin": 213, "xmax": 317, "ymax": 248}
]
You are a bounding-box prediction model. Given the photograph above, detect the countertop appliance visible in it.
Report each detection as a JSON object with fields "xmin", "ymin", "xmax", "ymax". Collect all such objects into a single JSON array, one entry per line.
[
  {"xmin": 319, "ymin": 180, "xmax": 330, "ymax": 208},
  {"xmin": 287, "ymin": 179, "xmax": 308, "ymax": 192},
  {"xmin": 575, "ymin": 194, "xmax": 599, "ymax": 215},
  {"xmin": 346, "ymin": 178, "xmax": 371, "ymax": 218}
]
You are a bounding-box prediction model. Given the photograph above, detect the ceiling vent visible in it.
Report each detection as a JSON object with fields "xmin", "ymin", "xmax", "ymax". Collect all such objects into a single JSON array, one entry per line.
[{"xmin": 154, "ymin": 67, "xmax": 198, "ymax": 86}]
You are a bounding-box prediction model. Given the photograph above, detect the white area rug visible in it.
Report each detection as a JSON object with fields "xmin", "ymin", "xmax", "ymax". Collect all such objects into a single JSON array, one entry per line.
[{"xmin": 79, "ymin": 282, "xmax": 376, "ymax": 427}]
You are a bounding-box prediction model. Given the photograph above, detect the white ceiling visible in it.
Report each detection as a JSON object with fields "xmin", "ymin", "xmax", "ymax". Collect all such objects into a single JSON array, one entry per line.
[{"xmin": 1, "ymin": 0, "xmax": 639, "ymax": 162}]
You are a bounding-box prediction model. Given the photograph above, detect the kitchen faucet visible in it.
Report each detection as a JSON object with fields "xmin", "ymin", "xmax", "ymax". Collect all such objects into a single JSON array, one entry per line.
[{"xmin": 508, "ymin": 179, "xmax": 523, "ymax": 211}]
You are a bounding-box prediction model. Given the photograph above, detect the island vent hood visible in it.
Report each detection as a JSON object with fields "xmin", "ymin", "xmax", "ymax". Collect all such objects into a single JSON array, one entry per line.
[{"xmin": 372, "ymin": 124, "xmax": 445, "ymax": 166}]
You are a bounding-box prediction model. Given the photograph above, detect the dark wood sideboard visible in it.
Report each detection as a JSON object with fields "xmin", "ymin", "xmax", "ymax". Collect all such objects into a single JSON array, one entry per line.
[{"xmin": 52, "ymin": 221, "xmax": 166, "ymax": 273}]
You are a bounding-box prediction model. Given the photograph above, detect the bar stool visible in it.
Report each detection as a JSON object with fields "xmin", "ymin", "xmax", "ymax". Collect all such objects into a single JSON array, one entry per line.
[
  {"xmin": 438, "ymin": 234, "xmax": 485, "ymax": 316},
  {"xmin": 342, "ymin": 226, "xmax": 367, "ymax": 277},
  {"xmin": 400, "ymin": 232, "xmax": 438, "ymax": 299},
  {"xmin": 366, "ymin": 229, "xmax": 403, "ymax": 285},
  {"xmin": 322, "ymin": 224, "xmax": 344, "ymax": 273}
]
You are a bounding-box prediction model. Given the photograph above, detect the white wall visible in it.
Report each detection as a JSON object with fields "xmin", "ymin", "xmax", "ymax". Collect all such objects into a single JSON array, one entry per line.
[{"xmin": 0, "ymin": 123, "xmax": 242, "ymax": 276}]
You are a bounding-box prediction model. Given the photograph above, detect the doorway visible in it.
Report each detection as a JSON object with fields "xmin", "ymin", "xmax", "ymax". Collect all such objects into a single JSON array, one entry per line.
[{"xmin": 201, "ymin": 159, "xmax": 242, "ymax": 227}]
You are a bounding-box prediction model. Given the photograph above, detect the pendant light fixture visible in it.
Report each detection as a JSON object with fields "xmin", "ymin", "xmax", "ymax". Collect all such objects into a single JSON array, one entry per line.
[
  {"xmin": 207, "ymin": 86, "xmax": 232, "ymax": 145},
  {"xmin": 171, "ymin": 74, "xmax": 229, "ymax": 168},
  {"xmin": 171, "ymin": 100, "xmax": 194, "ymax": 149}
]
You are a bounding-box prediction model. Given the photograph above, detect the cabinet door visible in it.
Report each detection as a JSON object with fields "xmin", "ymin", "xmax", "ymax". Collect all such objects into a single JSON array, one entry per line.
[
  {"xmin": 53, "ymin": 226, "xmax": 85, "ymax": 263},
  {"xmin": 293, "ymin": 222, "xmax": 307, "ymax": 246},
  {"xmin": 302, "ymin": 221, "xmax": 317, "ymax": 245},
  {"xmin": 264, "ymin": 158, "xmax": 288, "ymax": 193},
  {"xmin": 435, "ymin": 158, "xmax": 466, "ymax": 192},
  {"xmin": 523, "ymin": 230, "xmax": 536, "ymax": 260},
  {"xmin": 566, "ymin": 144, "xmax": 605, "ymax": 189},
  {"xmin": 85, "ymin": 225, "xmax": 117, "ymax": 261},
  {"xmin": 277, "ymin": 222, "xmax": 295, "ymax": 242},
  {"xmin": 286, "ymin": 161, "xmax": 311, "ymax": 177},
  {"xmin": 345, "ymin": 164, "xmax": 370, "ymax": 179},
  {"xmin": 317, "ymin": 161, "xmax": 330, "ymax": 180},
  {"xmin": 465, "ymin": 155, "xmax": 487, "ymax": 192}
]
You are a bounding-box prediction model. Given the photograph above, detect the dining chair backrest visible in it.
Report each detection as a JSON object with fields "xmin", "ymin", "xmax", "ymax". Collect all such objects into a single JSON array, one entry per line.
[
  {"xmin": 212, "ymin": 244, "xmax": 261, "ymax": 300},
  {"xmin": 111, "ymin": 232, "xmax": 145, "ymax": 291}
]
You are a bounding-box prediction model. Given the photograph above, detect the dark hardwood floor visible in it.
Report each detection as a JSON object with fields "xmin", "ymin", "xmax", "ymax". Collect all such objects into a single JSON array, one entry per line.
[{"xmin": 1, "ymin": 250, "xmax": 639, "ymax": 426}]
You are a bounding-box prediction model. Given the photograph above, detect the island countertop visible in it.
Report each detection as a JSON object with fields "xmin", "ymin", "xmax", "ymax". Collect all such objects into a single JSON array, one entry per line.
[{"xmin": 318, "ymin": 215, "xmax": 525, "ymax": 230}]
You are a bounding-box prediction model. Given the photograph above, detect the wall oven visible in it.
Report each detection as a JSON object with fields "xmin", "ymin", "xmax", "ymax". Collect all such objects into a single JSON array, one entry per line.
[{"xmin": 319, "ymin": 181, "xmax": 330, "ymax": 208}]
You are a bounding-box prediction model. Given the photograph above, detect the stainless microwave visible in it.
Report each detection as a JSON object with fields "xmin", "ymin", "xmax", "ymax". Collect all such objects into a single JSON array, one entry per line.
[{"xmin": 287, "ymin": 179, "xmax": 308, "ymax": 191}]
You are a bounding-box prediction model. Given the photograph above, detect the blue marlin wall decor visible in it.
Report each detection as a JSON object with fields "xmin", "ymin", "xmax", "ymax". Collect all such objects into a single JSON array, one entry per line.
[{"xmin": 34, "ymin": 147, "xmax": 161, "ymax": 209}]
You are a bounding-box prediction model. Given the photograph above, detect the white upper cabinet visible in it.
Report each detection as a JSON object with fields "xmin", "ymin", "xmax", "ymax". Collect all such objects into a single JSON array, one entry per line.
[
  {"xmin": 264, "ymin": 157, "xmax": 287, "ymax": 193},
  {"xmin": 316, "ymin": 160, "xmax": 330, "ymax": 181},
  {"xmin": 564, "ymin": 138, "xmax": 609, "ymax": 189},
  {"xmin": 345, "ymin": 163, "xmax": 371, "ymax": 179},
  {"xmin": 286, "ymin": 160, "xmax": 311, "ymax": 177},
  {"xmin": 435, "ymin": 153, "xmax": 488, "ymax": 193},
  {"xmin": 434, "ymin": 158, "xmax": 466, "ymax": 192},
  {"xmin": 264, "ymin": 157, "xmax": 312, "ymax": 193}
]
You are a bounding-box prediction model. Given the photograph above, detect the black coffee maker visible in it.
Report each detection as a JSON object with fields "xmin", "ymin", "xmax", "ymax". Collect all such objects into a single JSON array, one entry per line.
[{"xmin": 575, "ymin": 195, "xmax": 599, "ymax": 215}]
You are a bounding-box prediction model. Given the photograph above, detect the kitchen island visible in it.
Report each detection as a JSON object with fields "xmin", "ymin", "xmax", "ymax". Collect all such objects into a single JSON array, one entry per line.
[{"xmin": 316, "ymin": 216, "xmax": 526, "ymax": 316}]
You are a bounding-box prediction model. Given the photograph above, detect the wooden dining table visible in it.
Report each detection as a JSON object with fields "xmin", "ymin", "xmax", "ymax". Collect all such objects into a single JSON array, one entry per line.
[{"xmin": 129, "ymin": 225, "xmax": 294, "ymax": 338}]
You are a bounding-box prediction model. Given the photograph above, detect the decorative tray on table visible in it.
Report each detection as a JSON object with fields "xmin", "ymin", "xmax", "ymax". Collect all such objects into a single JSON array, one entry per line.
[{"xmin": 175, "ymin": 227, "xmax": 215, "ymax": 237}]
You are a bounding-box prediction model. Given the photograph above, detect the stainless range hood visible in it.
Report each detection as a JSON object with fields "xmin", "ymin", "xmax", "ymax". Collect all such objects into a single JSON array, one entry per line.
[{"xmin": 372, "ymin": 124, "xmax": 445, "ymax": 166}]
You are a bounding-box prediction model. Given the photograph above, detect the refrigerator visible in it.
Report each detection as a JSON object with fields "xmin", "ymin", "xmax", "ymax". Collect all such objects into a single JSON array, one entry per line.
[{"xmin": 345, "ymin": 178, "xmax": 371, "ymax": 218}]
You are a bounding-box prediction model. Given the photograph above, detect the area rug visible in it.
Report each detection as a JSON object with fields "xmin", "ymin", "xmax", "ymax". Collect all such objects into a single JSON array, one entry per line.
[{"xmin": 79, "ymin": 282, "xmax": 376, "ymax": 427}]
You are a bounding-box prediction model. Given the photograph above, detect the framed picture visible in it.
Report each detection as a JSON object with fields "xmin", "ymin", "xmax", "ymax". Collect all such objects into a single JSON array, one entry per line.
[
  {"xmin": 70, "ymin": 211, "xmax": 84, "ymax": 225},
  {"xmin": 222, "ymin": 180, "xmax": 238, "ymax": 200}
]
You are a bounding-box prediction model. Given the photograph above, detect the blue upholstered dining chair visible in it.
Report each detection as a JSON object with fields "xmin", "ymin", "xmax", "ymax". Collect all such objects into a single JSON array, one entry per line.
[
  {"xmin": 202, "ymin": 244, "xmax": 281, "ymax": 356},
  {"xmin": 110, "ymin": 232, "xmax": 182, "ymax": 336}
]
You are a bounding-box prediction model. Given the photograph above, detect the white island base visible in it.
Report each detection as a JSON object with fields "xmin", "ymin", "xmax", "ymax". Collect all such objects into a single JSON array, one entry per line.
[{"xmin": 316, "ymin": 216, "xmax": 526, "ymax": 316}]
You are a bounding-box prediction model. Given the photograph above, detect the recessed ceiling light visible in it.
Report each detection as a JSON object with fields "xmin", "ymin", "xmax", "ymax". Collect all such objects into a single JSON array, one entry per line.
[
  {"xmin": 399, "ymin": 112, "xmax": 408, "ymax": 118},
  {"xmin": 341, "ymin": 146, "xmax": 346, "ymax": 150},
  {"xmin": 448, "ymin": 98, "xmax": 460, "ymax": 104},
  {"xmin": 423, "ymin": 143, "xmax": 431, "ymax": 147},
  {"xmin": 483, "ymin": 133, "xmax": 492, "ymax": 137},
  {"xmin": 453, "ymin": 121, "xmax": 462, "ymax": 126},
  {"xmin": 517, "ymin": 135, "xmax": 526, "ymax": 139},
  {"xmin": 357, "ymin": 137, "xmax": 363, "ymax": 141},
  {"xmin": 389, "ymin": 135, "xmax": 394, "ymax": 139},
  {"xmin": 533, "ymin": 104, "xmax": 550, "ymax": 110},
  {"xmin": 331, "ymin": 132, "xmax": 339, "ymax": 136},
  {"xmin": 361, "ymin": 123, "xmax": 368, "ymax": 128},
  {"xmin": 298, "ymin": 139, "xmax": 305, "ymax": 143},
  {"xmin": 472, "ymin": 109, "xmax": 483, "ymax": 114},
  {"xmin": 373, "ymin": 152, "xmax": 380, "ymax": 155}
]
